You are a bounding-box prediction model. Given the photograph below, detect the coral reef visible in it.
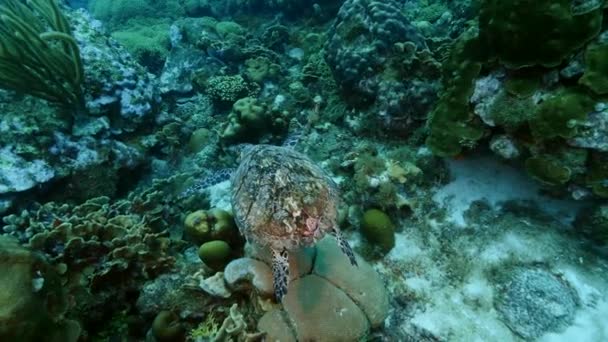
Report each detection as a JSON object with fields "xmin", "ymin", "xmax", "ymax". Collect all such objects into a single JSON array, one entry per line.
[
  {"xmin": 2, "ymin": 193, "xmax": 178, "ymax": 335},
  {"xmin": 2, "ymin": 0, "xmax": 608, "ymax": 341},
  {"xmin": 425, "ymin": 11, "xmax": 608, "ymax": 199},
  {"xmin": 71, "ymin": 9, "xmax": 160, "ymax": 124}
]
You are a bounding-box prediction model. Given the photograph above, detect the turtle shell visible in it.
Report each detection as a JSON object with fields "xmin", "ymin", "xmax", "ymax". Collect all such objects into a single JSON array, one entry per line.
[{"xmin": 231, "ymin": 145, "xmax": 339, "ymax": 251}]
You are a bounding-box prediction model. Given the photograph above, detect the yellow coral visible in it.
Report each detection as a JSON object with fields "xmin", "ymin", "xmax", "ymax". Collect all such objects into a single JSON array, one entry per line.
[
  {"xmin": 189, "ymin": 312, "xmax": 219, "ymax": 339},
  {"xmin": 386, "ymin": 160, "xmax": 421, "ymax": 183}
]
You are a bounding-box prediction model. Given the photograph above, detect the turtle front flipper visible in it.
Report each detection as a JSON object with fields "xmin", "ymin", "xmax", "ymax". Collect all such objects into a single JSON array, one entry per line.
[
  {"xmin": 332, "ymin": 228, "xmax": 358, "ymax": 266},
  {"xmin": 271, "ymin": 248, "xmax": 290, "ymax": 301}
]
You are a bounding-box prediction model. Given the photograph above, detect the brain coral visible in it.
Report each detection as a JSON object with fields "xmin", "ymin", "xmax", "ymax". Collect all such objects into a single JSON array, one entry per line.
[{"xmin": 224, "ymin": 237, "xmax": 389, "ymax": 340}]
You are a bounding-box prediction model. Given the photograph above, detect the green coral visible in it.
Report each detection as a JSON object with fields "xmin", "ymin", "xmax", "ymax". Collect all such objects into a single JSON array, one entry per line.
[
  {"xmin": 220, "ymin": 97, "xmax": 287, "ymax": 144},
  {"xmin": 198, "ymin": 240, "xmax": 232, "ymax": 271},
  {"xmin": 524, "ymin": 148, "xmax": 588, "ymax": 187},
  {"xmin": 244, "ymin": 56, "xmax": 280, "ymax": 82},
  {"xmin": 89, "ymin": 0, "xmax": 184, "ymax": 29},
  {"xmin": 487, "ymin": 91, "xmax": 535, "ymax": 130},
  {"xmin": 525, "ymin": 155, "xmax": 571, "ymax": 186},
  {"xmin": 580, "ymin": 41, "xmax": 608, "ymax": 95},
  {"xmin": 504, "ymin": 76, "xmax": 540, "ymax": 98},
  {"xmin": 151, "ymin": 311, "xmax": 184, "ymax": 342},
  {"xmin": 183, "ymin": 208, "xmax": 240, "ymax": 246},
  {"xmin": 529, "ymin": 88, "xmax": 594, "ymax": 140},
  {"xmin": 0, "ymin": 0, "xmax": 84, "ymax": 110},
  {"xmin": 288, "ymin": 81, "xmax": 311, "ymax": 104},
  {"xmin": 360, "ymin": 209, "xmax": 396, "ymax": 253},
  {"xmin": 214, "ymin": 21, "xmax": 244, "ymax": 40},
  {"xmin": 426, "ymin": 27, "xmax": 485, "ymax": 157},
  {"xmin": 188, "ymin": 128, "xmax": 214, "ymax": 154},
  {"xmin": 221, "ymin": 97, "xmax": 267, "ymax": 143},
  {"xmin": 413, "ymin": 0, "xmax": 448, "ymax": 23},
  {"xmin": 111, "ymin": 19, "xmax": 170, "ymax": 73},
  {"xmin": 202, "ymin": 75, "xmax": 259, "ymax": 103},
  {"xmin": 189, "ymin": 313, "xmax": 219, "ymax": 339},
  {"xmin": 479, "ymin": 0, "xmax": 603, "ymax": 68}
]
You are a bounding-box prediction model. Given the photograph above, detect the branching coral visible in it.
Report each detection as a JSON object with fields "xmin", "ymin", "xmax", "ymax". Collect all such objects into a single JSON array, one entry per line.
[
  {"xmin": 189, "ymin": 304, "xmax": 263, "ymax": 342},
  {"xmin": 0, "ymin": 0, "xmax": 84, "ymax": 109}
]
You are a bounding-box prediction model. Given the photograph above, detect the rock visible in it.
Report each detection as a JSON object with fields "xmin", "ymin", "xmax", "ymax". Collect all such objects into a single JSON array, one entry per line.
[
  {"xmin": 496, "ymin": 267, "xmax": 578, "ymax": 340},
  {"xmin": 199, "ymin": 272, "xmax": 231, "ymax": 298},
  {"xmin": 0, "ymin": 146, "xmax": 54, "ymax": 194},
  {"xmin": 159, "ymin": 45, "xmax": 206, "ymax": 94},
  {"xmin": 224, "ymin": 258, "xmax": 274, "ymax": 297}
]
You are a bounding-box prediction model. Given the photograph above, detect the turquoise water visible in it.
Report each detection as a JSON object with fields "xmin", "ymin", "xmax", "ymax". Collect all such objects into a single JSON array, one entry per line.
[{"xmin": 0, "ymin": 0, "xmax": 607, "ymax": 341}]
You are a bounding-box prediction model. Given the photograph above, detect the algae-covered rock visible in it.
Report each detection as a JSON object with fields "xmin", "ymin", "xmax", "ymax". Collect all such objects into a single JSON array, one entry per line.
[
  {"xmin": 525, "ymin": 156, "xmax": 572, "ymax": 186},
  {"xmin": 580, "ymin": 40, "xmax": 608, "ymax": 95},
  {"xmin": 479, "ymin": 0, "xmax": 603, "ymax": 68},
  {"xmin": 586, "ymin": 152, "xmax": 608, "ymax": 197},
  {"xmin": 0, "ymin": 146, "xmax": 55, "ymax": 194},
  {"xmin": 425, "ymin": 27, "xmax": 485, "ymax": 157},
  {"xmin": 529, "ymin": 88, "xmax": 594, "ymax": 140}
]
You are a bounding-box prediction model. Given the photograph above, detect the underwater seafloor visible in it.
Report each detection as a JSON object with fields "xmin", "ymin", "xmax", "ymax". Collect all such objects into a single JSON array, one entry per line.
[{"xmin": 1, "ymin": 0, "xmax": 608, "ymax": 341}]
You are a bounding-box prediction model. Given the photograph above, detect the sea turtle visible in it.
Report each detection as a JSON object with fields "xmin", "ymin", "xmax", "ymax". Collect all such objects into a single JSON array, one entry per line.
[{"xmin": 230, "ymin": 144, "xmax": 358, "ymax": 300}]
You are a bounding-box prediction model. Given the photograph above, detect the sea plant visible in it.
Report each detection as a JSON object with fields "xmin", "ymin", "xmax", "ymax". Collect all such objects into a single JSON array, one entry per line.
[{"xmin": 0, "ymin": 0, "xmax": 84, "ymax": 110}]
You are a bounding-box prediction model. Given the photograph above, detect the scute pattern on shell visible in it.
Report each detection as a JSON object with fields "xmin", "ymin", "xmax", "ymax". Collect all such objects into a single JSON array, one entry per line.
[{"xmin": 231, "ymin": 145, "xmax": 339, "ymax": 251}]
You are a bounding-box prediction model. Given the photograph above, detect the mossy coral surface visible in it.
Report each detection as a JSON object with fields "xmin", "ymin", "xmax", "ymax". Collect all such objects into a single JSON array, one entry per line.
[{"xmin": 479, "ymin": 0, "xmax": 603, "ymax": 68}]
